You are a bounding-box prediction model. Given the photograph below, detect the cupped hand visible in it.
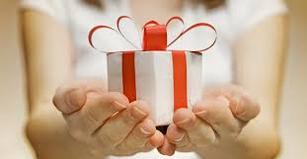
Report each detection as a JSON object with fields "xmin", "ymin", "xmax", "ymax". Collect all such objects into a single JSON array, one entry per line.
[
  {"xmin": 52, "ymin": 81, "xmax": 164, "ymax": 157},
  {"xmin": 159, "ymin": 85, "xmax": 260, "ymax": 156}
]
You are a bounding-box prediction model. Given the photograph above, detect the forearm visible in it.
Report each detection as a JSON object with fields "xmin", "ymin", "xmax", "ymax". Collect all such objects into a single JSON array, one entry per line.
[
  {"xmin": 26, "ymin": 102, "xmax": 108, "ymax": 159},
  {"xmin": 209, "ymin": 14, "xmax": 287, "ymax": 159}
]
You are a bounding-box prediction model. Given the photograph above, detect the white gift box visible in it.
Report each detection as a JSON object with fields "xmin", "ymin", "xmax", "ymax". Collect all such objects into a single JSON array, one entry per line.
[
  {"xmin": 88, "ymin": 16, "xmax": 216, "ymax": 126},
  {"xmin": 107, "ymin": 51, "xmax": 203, "ymax": 126}
]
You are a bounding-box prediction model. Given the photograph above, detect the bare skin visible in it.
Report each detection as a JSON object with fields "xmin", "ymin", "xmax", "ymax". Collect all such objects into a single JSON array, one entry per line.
[{"xmin": 22, "ymin": 0, "xmax": 288, "ymax": 159}]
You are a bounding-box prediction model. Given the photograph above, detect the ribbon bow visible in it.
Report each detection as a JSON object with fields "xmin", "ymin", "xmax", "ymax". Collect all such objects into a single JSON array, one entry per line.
[{"xmin": 88, "ymin": 16, "xmax": 217, "ymax": 54}]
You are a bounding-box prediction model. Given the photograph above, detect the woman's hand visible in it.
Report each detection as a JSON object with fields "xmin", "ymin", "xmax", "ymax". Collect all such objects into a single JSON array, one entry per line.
[
  {"xmin": 52, "ymin": 81, "xmax": 164, "ymax": 157},
  {"xmin": 159, "ymin": 85, "xmax": 261, "ymax": 158}
]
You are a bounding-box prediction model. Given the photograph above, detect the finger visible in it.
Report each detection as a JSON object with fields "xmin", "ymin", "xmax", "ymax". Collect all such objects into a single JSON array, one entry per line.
[
  {"xmin": 166, "ymin": 123, "xmax": 192, "ymax": 151},
  {"xmin": 53, "ymin": 82, "xmax": 87, "ymax": 114},
  {"xmin": 203, "ymin": 85, "xmax": 260, "ymax": 122},
  {"xmin": 228, "ymin": 93, "xmax": 260, "ymax": 122},
  {"xmin": 64, "ymin": 92, "xmax": 129, "ymax": 136},
  {"xmin": 193, "ymin": 96, "xmax": 242, "ymax": 138},
  {"xmin": 174, "ymin": 108, "xmax": 216, "ymax": 147},
  {"xmin": 148, "ymin": 130, "xmax": 164, "ymax": 148},
  {"xmin": 202, "ymin": 84, "xmax": 244, "ymax": 99},
  {"xmin": 53, "ymin": 80, "xmax": 106, "ymax": 114},
  {"xmin": 157, "ymin": 137, "xmax": 176, "ymax": 156},
  {"xmin": 116, "ymin": 118, "xmax": 156, "ymax": 152},
  {"xmin": 94, "ymin": 101, "xmax": 149, "ymax": 148}
]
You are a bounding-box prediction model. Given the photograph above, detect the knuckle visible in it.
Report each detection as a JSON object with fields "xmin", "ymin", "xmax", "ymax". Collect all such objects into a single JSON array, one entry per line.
[
  {"xmin": 129, "ymin": 105, "xmax": 149, "ymax": 122},
  {"xmin": 84, "ymin": 105, "xmax": 102, "ymax": 126},
  {"xmin": 192, "ymin": 103, "xmax": 206, "ymax": 113},
  {"xmin": 64, "ymin": 114, "xmax": 90, "ymax": 141},
  {"xmin": 210, "ymin": 119, "xmax": 223, "ymax": 129},
  {"xmin": 136, "ymin": 123, "xmax": 155, "ymax": 138},
  {"xmin": 130, "ymin": 101, "xmax": 150, "ymax": 114},
  {"xmin": 192, "ymin": 123, "xmax": 216, "ymax": 146},
  {"xmin": 226, "ymin": 123, "xmax": 242, "ymax": 138},
  {"xmin": 172, "ymin": 136, "xmax": 189, "ymax": 148},
  {"xmin": 175, "ymin": 137, "xmax": 192, "ymax": 150},
  {"xmin": 99, "ymin": 93, "xmax": 129, "ymax": 110},
  {"xmin": 200, "ymin": 133, "xmax": 216, "ymax": 145},
  {"xmin": 109, "ymin": 92, "xmax": 129, "ymax": 103},
  {"xmin": 98, "ymin": 132, "xmax": 119, "ymax": 147},
  {"xmin": 125, "ymin": 108, "xmax": 140, "ymax": 124}
]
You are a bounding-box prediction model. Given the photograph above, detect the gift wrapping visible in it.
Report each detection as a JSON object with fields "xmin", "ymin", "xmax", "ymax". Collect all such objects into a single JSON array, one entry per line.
[
  {"xmin": 88, "ymin": 16, "xmax": 216, "ymax": 126},
  {"xmin": 107, "ymin": 51, "xmax": 202, "ymax": 126}
]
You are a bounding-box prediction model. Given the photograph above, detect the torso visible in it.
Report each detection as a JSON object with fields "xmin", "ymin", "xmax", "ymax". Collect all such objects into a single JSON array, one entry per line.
[
  {"xmin": 19, "ymin": 0, "xmax": 287, "ymax": 158},
  {"xmin": 64, "ymin": 1, "xmax": 233, "ymax": 158}
]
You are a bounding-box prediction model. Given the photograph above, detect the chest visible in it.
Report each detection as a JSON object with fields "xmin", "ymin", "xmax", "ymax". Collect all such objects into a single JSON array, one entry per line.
[{"xmin": 66, "ymin": 0, "xmax": 234, "ymax": 85}]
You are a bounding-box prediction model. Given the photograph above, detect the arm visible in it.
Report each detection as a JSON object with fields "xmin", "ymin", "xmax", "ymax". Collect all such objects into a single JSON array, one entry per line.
[
  {"xmin": 198, "ymin": 14, "xmax": 288, "ymax": 159},
  {"xmin": 232, "ymin": 14, "xmax": 288, "ymax": 158},
  {"xmin": 22, "ymin": 10, "xmax": 164, "ymax": 159},
  {"xmin": 21, "ymin": 9, "xmax": 90, "ymax": 159},
  {"xmin": 162, "ymin": 14, "xmax": 288, "ymax": 159}
]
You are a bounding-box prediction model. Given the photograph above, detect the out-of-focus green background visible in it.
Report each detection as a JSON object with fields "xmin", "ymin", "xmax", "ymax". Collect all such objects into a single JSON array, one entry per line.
[{"xmin": 0, "ymin": 0, "xmax": 306, "ymax": 158}]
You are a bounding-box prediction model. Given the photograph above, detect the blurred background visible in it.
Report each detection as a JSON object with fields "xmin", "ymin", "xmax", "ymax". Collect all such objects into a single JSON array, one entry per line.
[{"xmin": 0, "ymin": 0, "xmax": 306, "ymax": 158}]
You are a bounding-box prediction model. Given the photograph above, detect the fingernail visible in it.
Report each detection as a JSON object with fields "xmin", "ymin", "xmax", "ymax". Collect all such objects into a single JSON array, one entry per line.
[
  {"xmin": 139, "ymin": 119, "xmax": 154, "ymax": 136},
  {"xmin": 230, "ymin": 96, "xmax": 243, "ymax": 114},
  {"xmin": 112, "ymin": 101, "xmax": 127, "ymax": 111},
  {"xmin": 65, "ymin": 88, "xmax": 85, "ymax": 112},
  {"xmin": 173, "ymin": 130, "xmax": 185, "ymax": 142},
  {"xmin": 131, "ymin": 106, "xmax": 147, "ymax": 119},
  {"xmin": 140, "ymin": 126, "xmax": 153, "ymax": 136}
]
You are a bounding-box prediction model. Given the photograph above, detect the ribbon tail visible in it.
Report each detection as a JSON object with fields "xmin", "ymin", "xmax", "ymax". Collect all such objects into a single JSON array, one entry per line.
[{"xmin": 172, "ymin": 51, "xmax": 188, "ymax": 110}]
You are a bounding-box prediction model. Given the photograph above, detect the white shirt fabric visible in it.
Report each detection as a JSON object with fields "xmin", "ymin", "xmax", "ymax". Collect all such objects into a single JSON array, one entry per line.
[{"xmin": 19, "ymin": 0, "xmax": 287, "ymax": 158}]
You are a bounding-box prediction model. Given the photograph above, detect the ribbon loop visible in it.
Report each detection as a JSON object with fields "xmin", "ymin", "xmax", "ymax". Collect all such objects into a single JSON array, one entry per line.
[
  {"xmin": 166, "ymin": 16, "xmax": 185, "ymax": 45},
  {"xmin": 117, "ymin": 16, "xmax": 142, "ymax": 50},
  {"xmin": 167, "ymin": 23, "xmax": 217, "ymax": 53},
  {"xmin": 88, "ymin": 16, "xmax": 217, "ymax": 53}
]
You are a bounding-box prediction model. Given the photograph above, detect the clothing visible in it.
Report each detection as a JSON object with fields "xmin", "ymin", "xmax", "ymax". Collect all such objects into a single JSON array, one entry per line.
[{"xmin": 19, "ymin": 0, "xmax": 287, "ymax": 158}]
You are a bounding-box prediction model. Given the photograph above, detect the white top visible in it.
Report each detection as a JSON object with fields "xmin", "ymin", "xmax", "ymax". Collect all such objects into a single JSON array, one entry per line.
[{"xmin": 19, "ymin": 0, "xmax": 287, "ymax": 158}]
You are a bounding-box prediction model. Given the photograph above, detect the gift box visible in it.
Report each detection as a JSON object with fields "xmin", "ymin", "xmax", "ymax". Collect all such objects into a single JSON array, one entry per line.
[
  {"xmin": 89, "ymin": 16, "xmax": 216, "ymax": 126},
  {"xmin": 107, "ymin": 51, "xmax": 202, "ymax": 125}
]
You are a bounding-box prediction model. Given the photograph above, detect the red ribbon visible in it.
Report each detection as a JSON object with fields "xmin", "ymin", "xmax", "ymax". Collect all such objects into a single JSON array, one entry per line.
[
  {"xmin": 89, "ymin": 16, "xmax": 216, "ymax": 111},
  {"xmin": 172, "ymin": 51, "xmax": 188, "ymax": 110},
  {"xmin": 122, "ymin": 51, "xmax": 137, "ymax": 102},
  {"xmin": 143, "ymin": 24, "xmax": 167, "ymax": 50},
  {"xmin": 142, "ymin": 22, "xmax": 188, "ymax": 110}
]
